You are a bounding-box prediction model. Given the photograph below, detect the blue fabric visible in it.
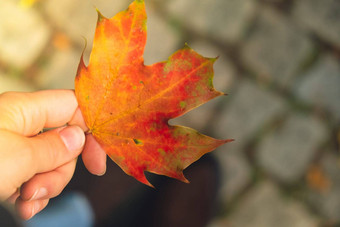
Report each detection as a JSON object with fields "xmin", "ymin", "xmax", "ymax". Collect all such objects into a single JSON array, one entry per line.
[{"xmin": 25, "ymin": 192, "xmax": 94, "ymax": 227}]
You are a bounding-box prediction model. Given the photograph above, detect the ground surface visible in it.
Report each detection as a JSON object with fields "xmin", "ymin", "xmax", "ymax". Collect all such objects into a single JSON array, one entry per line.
[{"xmin": 0, "ymin": 0, "xmax": 339, "ymax": 226}]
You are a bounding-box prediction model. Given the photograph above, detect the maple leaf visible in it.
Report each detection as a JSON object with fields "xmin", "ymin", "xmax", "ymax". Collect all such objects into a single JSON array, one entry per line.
[{"xmin": 75, "ymin": 0, "xmax": 232, "ymax": 186}]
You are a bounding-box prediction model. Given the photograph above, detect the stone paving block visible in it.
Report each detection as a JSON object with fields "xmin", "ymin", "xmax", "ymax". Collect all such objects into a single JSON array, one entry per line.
[
  {"xmin": 143, "ymin": 6, "xmax": 180, "ymax": 65},
  {"xmin": 0, "ymin": 72, "xmax": 34, "ymax": 93},
  {"xmin": 207, "ymin": 79, "xmax": 286, "ymax": 202},
  {"xmin": 257, "ymin": 114, "xmax": 328, "ymax": 184},
  {"xmin": 212, "ymin": 79, "xmax": 287, "ymax": 149},
  {"xmin": 293, "ymin": 54, "xmax": 340, "ymax": 122},
  {"xmin": 92, "ymin": 0, "xmax": 131, "ymax": 18},
  {"xmin": 43, "ymin": 0, "xmax": 97, "ymax": 46},
  {"xmin": 171, "ymin": 42, "xmax": 236, "ymax": 133},
  {"xmin": 164, "ymin": 0, "xmax": 257, "ymax": 43},
  {"xmin": 293, "ymin": 0, "xmax": 340, "ymax": 47},
  {"xmin": 214, "ymin": 147, "xmax": 252, "ymax": 203},
  {"xmin": 211, "ymin": 181, "xmax": 319, "ymax": 227},
  {"xmin": 241, "ymin": 7, "xmax": 313, "ymax": 86},
  {"xmin": 34, "ymin": 47, "xmax": 81, "ymax": 89},
  {"xmin": 0, "ymin": 0, "xmax": 50, "ymax": 69},
  {"xmin": 307, "ymin": 152, "xmax": 340, "ymax": 223}
]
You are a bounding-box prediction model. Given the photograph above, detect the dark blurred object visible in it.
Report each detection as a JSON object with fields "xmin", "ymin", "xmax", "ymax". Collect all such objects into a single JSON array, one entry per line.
[
  {"xmin": 26, "ymin": 192, "xmax": 94, "ymax": 227},
  {"xmin": 0, "ymin": 203, "xmax": 22, "ymax": 227},
  {"xmin": 66, "ymin": 154, "xmax": 220, "ymax": 227}
]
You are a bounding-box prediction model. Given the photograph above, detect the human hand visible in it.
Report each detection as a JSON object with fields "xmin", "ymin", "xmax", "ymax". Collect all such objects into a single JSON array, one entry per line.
[{"xmin": 0, "ymin": 90, "xmax": 106, "ymax": 219}]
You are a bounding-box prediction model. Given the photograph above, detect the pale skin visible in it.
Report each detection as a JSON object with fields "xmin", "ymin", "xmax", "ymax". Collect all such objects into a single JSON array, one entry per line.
[{"xmin": 0, "ymin": 90, "xmax": 107, "ymax": 220}]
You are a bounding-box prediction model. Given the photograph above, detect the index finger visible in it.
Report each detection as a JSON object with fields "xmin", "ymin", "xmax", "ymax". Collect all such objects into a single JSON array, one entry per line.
[{"xmin": 0, "ymin": 90, "xmax": 86, "ymax": 136}]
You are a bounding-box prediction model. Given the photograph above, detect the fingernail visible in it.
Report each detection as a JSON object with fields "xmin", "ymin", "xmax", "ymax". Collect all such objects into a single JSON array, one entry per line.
[
  {"xmin": 30, "ymin": 201, "xmax": 40, "ymax": 219},
  {"xmin": 31, "ymin": 188, "xmax": 48, "ymax": 201},
  {"xmin": 59, "ymin": 126, "xmax": 85, "ymax": 151},
  {"xmin": 97, "ymin": 168, "xmax": 106, "ymax": 176}
]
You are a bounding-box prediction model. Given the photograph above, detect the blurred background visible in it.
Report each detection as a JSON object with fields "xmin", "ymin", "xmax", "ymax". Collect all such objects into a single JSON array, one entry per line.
[{"xmin": 0, "ymin": 0, "xmax": 339, "ymax": 226}]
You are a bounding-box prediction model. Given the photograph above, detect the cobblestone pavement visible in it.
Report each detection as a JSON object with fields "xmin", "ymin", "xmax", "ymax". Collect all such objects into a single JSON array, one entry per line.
[{"xmin": 1, "ymin": 0, "xmax": 339, "ymax": 226}]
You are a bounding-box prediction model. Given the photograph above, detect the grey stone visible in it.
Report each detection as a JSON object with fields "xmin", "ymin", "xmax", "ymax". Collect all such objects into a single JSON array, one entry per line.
[
  {"xmin": 294, "ymin": 54, "xmax": 340, "ymax": 121},
  {"xmin": 214, "ymin": 147, "xmax": 252, "ymax": 203},
  {"xmin": 257, "ymin": 114, "xmax": 328, "ymax": 183},
  {"xmin": 143, "ymin": 6, "xmax": 180, "ymax": 65},
  {"xmin": 262, "ymin": 0, "xmax": 284, "ymax": 2},
  {"xmin": 34, "ymin": 47, "xmax": 81, "ymax": 89},
  {"xmin": 219, "ymin": 181, "xmax": 320, "ymax": 227},
  {"xmin": 213, "ymin": 79, "xmax": 287, "ymax": 149},
  {"xmin": 0, "ymin": 0, "xmax": 50, "ymax": 69},
  {"xmin": 241, "ymin": 7, "xmax": 313, "ymax": 86},
  {"xmin": 92, "ymin": 0, "xmax": 132, "ymax": 18},
  {"xmin": 307, "ymin": 152, "xmax": 340, "ymax": 222},
  {"xmin": 0, "ymin": 72, "xmax": 35, "ymax": 93},
  {"xmin": 207, "ymin": 79, "xmax": 287, "ymax": 201},
  {"xmin": 43, "ymin": 0, "xmax": 97, "ymax": 47},
  {"xmin": 164, "ymin": 0, "xmax": 257, "ymax": 43},
  {"xmin": 293, "ymin": 0, "xmax": 340, "ymax": 47}
]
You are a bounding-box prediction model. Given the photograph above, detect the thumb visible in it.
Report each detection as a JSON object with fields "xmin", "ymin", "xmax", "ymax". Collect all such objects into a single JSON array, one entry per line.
[
  {"xmin": 0, "ymin": 126, "xmax": 85, "ymax": 199},
  {"xmin": 28, "ymin": 125, "xmax": 85, "ymax": 174}
]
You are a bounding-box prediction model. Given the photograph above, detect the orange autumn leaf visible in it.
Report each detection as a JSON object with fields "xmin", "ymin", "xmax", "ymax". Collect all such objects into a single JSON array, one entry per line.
[
  {"xmin": 306, "ymin": 165, "xmax": 331, "ymax": 194},
  {"xmin": 75, "ymin": 0, "xmax": 232, "ymax": 186}
]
